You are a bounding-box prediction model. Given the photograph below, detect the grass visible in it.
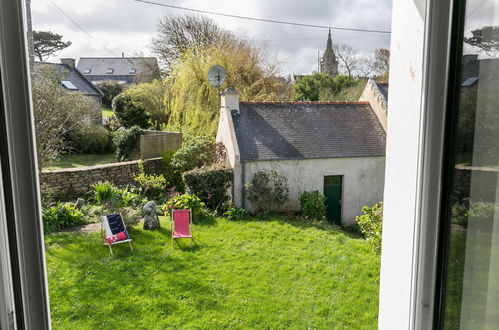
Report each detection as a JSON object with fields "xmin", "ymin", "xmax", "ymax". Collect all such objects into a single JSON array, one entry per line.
[
  {"xmin": 102, "ymin": 107, "xmax": 114, "ymax": 118},
  {"xmin": 45, "ymin": 215, "xmax": 380, "ymax": 329},
  {"xmin": 43, "ymin": 153, "xmax": 116, "ymax": 170}
]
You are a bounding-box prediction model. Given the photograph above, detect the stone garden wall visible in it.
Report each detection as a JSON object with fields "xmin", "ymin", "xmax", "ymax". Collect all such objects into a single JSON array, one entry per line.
[{"xmin": 41, "ymin": 157, "xmax": 163, "ymax": 198}]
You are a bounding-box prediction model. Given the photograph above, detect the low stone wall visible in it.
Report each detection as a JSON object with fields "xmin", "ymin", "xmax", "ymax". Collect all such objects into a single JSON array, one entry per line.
[{"xmin": 40, "ymin": 157, "xmax": 163, "ymax": 198}]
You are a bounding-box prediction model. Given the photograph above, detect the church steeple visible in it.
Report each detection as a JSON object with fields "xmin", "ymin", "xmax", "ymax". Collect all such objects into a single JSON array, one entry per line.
[{"xmin": 320, "ymin": 29, "xmax": 338, "ymax": 77}]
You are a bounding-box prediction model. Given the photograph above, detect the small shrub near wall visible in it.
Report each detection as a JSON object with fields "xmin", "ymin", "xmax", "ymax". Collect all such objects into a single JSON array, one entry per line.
[
  {"xmin": 113, "ymin": 126, "xmax": 143, "ymax": 161},
  {"xmin": 162, "ymin": 150, "xmax": 184, "ymax": 191},
  {"xmin": 42, "ymin": 202, "xmax": 85, "ymax": 233},
  {"xmin": 356, "ymin": 202, "xmax": 383, "ymax": 253},
  {"xmin": 245, "ymin": 169, "xmax": 289, "ymax": 212},
  {"xmin": 299, "ymin": 191, "xmax": 326, "ymax": 221},
  {"xmin": 183, "ymin": 163, "xmax": 233, "ymax": 211}
]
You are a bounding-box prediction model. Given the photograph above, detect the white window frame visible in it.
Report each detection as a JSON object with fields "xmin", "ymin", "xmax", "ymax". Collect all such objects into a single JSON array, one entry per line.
[
  {"xmin": 379, "ymin": 0, "xmax": 454, "ymax": 328},
  {"xmin": 0, "ymin": 0, "xmax": 51, "ymax": 328}
]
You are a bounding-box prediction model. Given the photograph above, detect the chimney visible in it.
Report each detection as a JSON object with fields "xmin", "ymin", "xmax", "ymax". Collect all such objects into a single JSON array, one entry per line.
[
  {"xmin": 60, "ymin": 58, "xmax": 75, "ymax": 68},
  {"xmin": 221, "ymin": 87, "xmax": 240, "ymax": 114},
  {"xmin": 122, "ymin": 52, "xmax": 125, "ymax": 58}
]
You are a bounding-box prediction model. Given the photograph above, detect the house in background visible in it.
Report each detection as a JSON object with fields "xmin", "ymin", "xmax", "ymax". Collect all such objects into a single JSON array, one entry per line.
[
  {"xmin": 77, "ymin": 56, "xmax": 160, "ymax": 84},
  {"xmin": 359, "ymin": 79, "xmax": 389, "ymax": 131},
  {"xmin": 35, "ymin": 58, "xmax": 104, "ymax": 106},
  {"xmin": 216, "ymin": 88, "xmax": 386, "ymax": 225}
]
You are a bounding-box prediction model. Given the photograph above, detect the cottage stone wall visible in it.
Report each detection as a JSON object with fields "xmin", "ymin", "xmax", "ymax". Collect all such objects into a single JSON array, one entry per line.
[
  {"xmin": 359, "ymin": 79, "xmax": 388, "ymax": 131},
  {"xmin": 40, "ymin": 157, "xmax": 163, "ymax": 198}
]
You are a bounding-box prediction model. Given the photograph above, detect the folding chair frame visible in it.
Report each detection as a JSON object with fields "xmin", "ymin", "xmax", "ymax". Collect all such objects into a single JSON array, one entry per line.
[
  {"xmin": 101, "ymin": 213, "xmax": 133, "ymax": 255},
  {"xmin": 171, "ymin": 209, "xmax": 193, "ymax": 249}
]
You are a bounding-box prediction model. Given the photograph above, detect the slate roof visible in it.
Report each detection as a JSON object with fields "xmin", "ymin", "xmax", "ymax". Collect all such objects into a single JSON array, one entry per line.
[
  {"xmin": 232, "ymin": 102, "xmax": 386, "ymax": 161},
  {"xmin": 376, "ymin": 82, "xmax": 389, "ymax": 101},
  {"xmin": 35, "ymin": 62, "xmax": 103, "ymax": 96},
  {"xmin": 77, "ymin": 57, "xmax": 158, "ymax": 76}
]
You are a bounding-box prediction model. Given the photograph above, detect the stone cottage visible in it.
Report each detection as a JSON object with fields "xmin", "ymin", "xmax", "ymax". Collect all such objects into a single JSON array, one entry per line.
[{"xmin": 216, "ymin": 88, "xmax": 386, "ymax": 225}]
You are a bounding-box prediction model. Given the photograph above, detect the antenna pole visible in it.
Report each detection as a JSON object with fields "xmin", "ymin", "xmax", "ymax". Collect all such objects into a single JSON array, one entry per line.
[{"xmin": 217, "ymin": 71, "xmax": 221, "ymax": 109}]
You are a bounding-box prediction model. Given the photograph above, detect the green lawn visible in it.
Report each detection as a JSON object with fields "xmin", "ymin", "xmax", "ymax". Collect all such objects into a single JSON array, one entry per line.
[
  {"xmin": 43, "ymin": 153, "xmax": 116, "ymax": 170},
  {"xmin": 102, "ymin": 107, "xmax": 114, "ymax": 118},
  {"xmin": 45, "ymin": 216, "xmax": 380, "ymax": 329}
]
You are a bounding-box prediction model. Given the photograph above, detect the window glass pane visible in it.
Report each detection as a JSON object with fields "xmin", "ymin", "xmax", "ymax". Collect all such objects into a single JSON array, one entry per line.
[{"xmin": 441, "ymin": 0, "xmax": 499, "ymax": 328}]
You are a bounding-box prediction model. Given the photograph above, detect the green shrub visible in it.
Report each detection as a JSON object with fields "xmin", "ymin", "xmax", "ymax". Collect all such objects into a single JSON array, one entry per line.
[
  {"xmin": 223, "ymin": 207, "xmax": 248, "ymax": 220},
  {"xmin": 66, "ymin": 124, "xmax": 114, "ymax": 154},
  {"xmin": 91, "ymin": 181, "xmax": 119, "ymax": 204},
  {"xmin": 162, "ymin": 150, "xmax": 184, "ymax": 191},
  {"xmin": 134, "ymin": 160, "xmax": 167, "ymax": 199},
  {"xmin": 245, "ymin": 169, "xmax": 289, "ymax": 212},
  {"xmin": 121, "ymin": 206, "xmax": 142, "ymax": 228},
  {"xmin": 356, "ymin": 202, "xmax": 383, "ymax": 253},
  {"xmin": 113, "ymin": 126, "xmax": 142, "ymax": 161},
  {"xmin": 183, "ymin": 163, "xmax": 233, "ymax": 211},
  {"xmin": 299, "ymin": 191, "xmax": 326, "ymax": 221},
  {"xmin": 95, "ymin": 80, "xmax": 126, "ymax": 108},
  {"xmin": 43, "ymin": 202, "xmax": 85, "ymax": 233},
  {"xmin": 171, "ymin": 135, "xmax": 217, "ymax": 173},
  {"xmin": 162, "ymin": 193, "xmax": 206, "ymax": 217},
  {"xmin": 451, "ymin": 202, "xmax": 497, "ymax": 228},
  {"xmin": 112, "ymin": 92, "xmax": 151, "ymax": 128}
]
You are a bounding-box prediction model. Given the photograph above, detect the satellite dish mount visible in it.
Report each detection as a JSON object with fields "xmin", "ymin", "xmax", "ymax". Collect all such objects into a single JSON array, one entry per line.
[{"xmin": 207, "ymin": 65, "xmax": 227, "ymax": 109}]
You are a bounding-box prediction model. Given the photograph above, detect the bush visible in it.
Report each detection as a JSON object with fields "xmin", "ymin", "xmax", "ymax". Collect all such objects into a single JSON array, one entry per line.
[
  {"xmin": 162, "ymin": 150, "xmax": 184, "ymax": 191},
  {"xmin": 113, "ymin": 126, "xmax": 142, "ymax": 161},
  {"xmin": 91, "ymin": 181, "xmax": 119, "ymax": 204},
  {"xmin": 299, "ymin": 191, "xmax": 326, "ymax": 221},
  {"xmin": 171, "ymin": 135, "xmax": 217, "ymax": 173},
  {"xmin": 121, "ymin": 206, "xmax": 142, "ymax": 228},
  {"xmin": 134, "ymin": 160, "xmax": 168, "ymax": 199},
  {"xmin": 95, "ymin": 80, "xmax": 126, "ymax": 108},
  {"xmin": 356, "ymin": 202, "xmax": 383, "ymax": 253},
  {"xmin": 112, "ymin": 92, "xmax": 151, "ymax": 128},
  {"xmin": 451, "ymin": 201, "xmax": 497, "ymax": 228},
  {"xmin": 245, "ymin": 169, "xmax": 289, "ymax": 212},
  {"xmin": 223, "ymin": 207, "xmax": 248, "ymax": 220},
  {"xmin": 183, "ymin": 163, "xmax": 233, "ymax": 211},
  {"xmin": 66, "ymin": 124, "xmax": 114, "ymax": 154},
  {"xmin": 42, "ymin": 202, "xmax": 85, "ymax": 233},
  {"xmin": 162, "ymin": 193, "xmax": 206, "ymax": 218}
]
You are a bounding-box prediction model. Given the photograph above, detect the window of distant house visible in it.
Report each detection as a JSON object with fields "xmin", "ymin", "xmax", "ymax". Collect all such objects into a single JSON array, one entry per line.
[
  {"xmin": 83, "ymin": 68, "xmax": 91, "ymax": 74},
  {"xmin": 129, "ymin": 68, "xmax": 137, "ymax": 74},
  {"xmin": 106, "ymin": 68, "xmax": 114, "ymax": 74},
  {"xmin": 60, "ymin": 80, "xmax": 78, "ymax": 90}
]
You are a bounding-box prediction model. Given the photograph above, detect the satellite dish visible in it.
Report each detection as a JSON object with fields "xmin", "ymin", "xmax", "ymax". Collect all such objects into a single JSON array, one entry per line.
[{"xmin": 207, "ymin": 65, "xmax": 226, "ymax": 87}]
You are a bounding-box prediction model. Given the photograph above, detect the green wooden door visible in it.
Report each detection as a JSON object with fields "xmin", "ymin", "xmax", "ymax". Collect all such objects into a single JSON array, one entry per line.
[{"xmin": 324, "ymin": 176, "xmax": 342, "ymax": 225}]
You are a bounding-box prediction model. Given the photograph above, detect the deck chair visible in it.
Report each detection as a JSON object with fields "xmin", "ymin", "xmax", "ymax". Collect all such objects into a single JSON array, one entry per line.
[
  {"xmin": 101, "ymin": 214, "xmax": 133, "ymax": 255},
  {"xmin": 171, "ymin": 209, "xmax": 192, "ymax": 248}
]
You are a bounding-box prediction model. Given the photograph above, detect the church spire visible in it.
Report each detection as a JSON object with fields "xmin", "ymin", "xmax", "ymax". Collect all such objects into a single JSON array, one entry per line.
[
  {"xmin": 320, "ymin": 29, "xmax": 338, "ymax": 77},
  {"xmin": 327, "ymin": 29, "xmax": 332, "ymax": 50}
]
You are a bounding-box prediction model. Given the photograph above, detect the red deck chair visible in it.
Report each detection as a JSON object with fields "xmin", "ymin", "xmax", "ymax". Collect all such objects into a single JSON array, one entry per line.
[{"xmin": 171, "ymin": 209, "xmax": 192, "ymax": 248}]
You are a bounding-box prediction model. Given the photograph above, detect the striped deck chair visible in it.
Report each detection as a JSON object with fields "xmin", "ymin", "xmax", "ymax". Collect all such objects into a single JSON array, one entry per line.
[
  {"xmin": 101, "ymin": 214, "xmax": 133, "ymax": 255},
  {"xmin": 171, "ymin": 209, "xmax": 192, "ymax": 248}
]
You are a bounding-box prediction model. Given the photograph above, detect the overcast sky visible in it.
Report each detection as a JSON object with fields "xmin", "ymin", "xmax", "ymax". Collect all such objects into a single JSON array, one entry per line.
[{"xmin": 31, "ymin": 0, "xmax": 393, "ymax": 76}]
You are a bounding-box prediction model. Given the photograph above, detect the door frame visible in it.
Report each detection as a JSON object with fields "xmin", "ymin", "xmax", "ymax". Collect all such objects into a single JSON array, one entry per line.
[{"xmin": 323, "ymin": 175, "xmax": 343, "ymax": 225}]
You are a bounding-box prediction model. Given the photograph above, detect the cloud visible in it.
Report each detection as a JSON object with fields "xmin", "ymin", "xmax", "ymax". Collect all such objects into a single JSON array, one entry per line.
[{"xmin": 31, "ymin": 0, "xmax": 393, "ymax": 75}]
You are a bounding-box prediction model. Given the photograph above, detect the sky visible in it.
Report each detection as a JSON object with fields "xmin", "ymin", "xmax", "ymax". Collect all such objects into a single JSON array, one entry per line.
[{"xmin": 31, "ymin": 0, "xmax": 393, "ymax": 76}]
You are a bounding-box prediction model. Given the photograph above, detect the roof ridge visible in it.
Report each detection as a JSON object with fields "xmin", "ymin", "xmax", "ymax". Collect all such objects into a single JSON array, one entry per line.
[{"xmin": 240, "ymin": 101, "xmax": 370, "ymax": 105}]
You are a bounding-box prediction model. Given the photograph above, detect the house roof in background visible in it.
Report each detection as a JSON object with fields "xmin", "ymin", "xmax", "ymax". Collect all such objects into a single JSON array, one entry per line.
[
  {"xmin": 77, "ymin": 57, "xmax": 158, "ymax": 76},
  {"xmin": 376, "ymin": 82, "xmax": 389, "ymax": 101},
  {"xmin": 232, "ymin": 101, "xmax": 386, "ymax": 161},
  {"xmin": 35, "ymin": 62, "xmax": 103, "ymax": 96}
]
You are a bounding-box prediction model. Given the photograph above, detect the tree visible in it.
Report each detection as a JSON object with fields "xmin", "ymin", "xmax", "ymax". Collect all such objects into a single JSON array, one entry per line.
[
  {"xmin": 112, "ymin": 93, "xmax": 151, "ymax": 129},
  {"xmin": 333, "ymin": 43, "xmax": 360, "ymax": 77},
  {"xmin": 31, "ymin": 65, "xmax": 100, "ymax": 168},
  {"xmin": 152, "ymin": 14, "xmax": 234, "ymax": 71},
  {"xmin": 293, "ymin": 73, "xmax": 357, "ymax": 101},
  {"xmin": 94, "ymin": 80, "xmax": 126, "ymax": 108},
  {"xmin": 33, "ymin": 31, "xmax": 72, "ymax": 61},
  {"xmin": 464, "ymin": 26, "xmax": 499, "ymax": 55},
  {"xmin": 373, "ymin": 49, "xmax": 390, "ymax": 75}
]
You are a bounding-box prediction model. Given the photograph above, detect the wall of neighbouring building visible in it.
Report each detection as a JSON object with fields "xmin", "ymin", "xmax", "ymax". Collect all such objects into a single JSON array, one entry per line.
[
  {"xmin": 40, "ymin": 157, "xmax": 163, "ymax": 198},
  {"xmin": 359, "ymin": 79, "xmax": 388, "ymax": 131},
  {"xmin": 235, "ymin": 156, "xmax": 386, "ymax": 225}
]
